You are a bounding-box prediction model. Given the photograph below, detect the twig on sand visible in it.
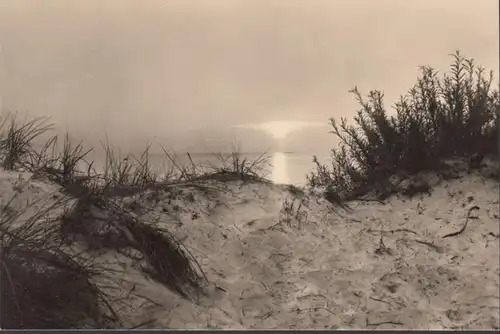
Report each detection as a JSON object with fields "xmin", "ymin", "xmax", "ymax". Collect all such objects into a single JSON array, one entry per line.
[
  {"xmin": 369, "ymin": 296, "xmax": 392, "ymax": 306},
  {"xmin": 357, "ymin": 197, "xmax": 386, "ymax": 205},
  {"xmin": 298, "ymin": 307, "xmax": 336, "ymax": 316},
  {"xmin": 265, "ymin": 221, "xmax": 283, "ymax": 231},
  {"xmin": 366, "ymin": 228, "xmax": 419, "ymax": 236},
  {"xmin": 409, "ymin": 239, "xmax": 444, "ymax": 253},
  {"xmin": 442, "ymin": 205, "xmax": 480, "ymax": 239},
  {"xmin": 366, "ymin": 319, "xmax": 404, "ymax": 327}
]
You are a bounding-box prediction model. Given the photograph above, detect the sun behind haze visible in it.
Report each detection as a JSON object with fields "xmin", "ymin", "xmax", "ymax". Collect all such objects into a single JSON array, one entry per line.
[{"xmin": 0, "ymin": 0, "xmax": 497, "ymax": 153}]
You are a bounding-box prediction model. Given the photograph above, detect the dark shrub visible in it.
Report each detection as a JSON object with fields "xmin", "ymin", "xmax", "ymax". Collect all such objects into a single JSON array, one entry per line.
[{"xmin": 309, "ymin": 51, "xmax": 499, "ymax": 198}]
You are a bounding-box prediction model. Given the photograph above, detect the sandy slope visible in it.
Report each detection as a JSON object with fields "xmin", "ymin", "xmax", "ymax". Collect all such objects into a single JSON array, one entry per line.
[{"xmin": 1, "ymin": 166, "xmax": 499, "ymax": 330}]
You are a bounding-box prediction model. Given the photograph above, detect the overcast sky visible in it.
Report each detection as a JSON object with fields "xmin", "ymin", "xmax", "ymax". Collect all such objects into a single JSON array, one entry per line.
[{"xmin": 0, "ymin": 0, "xmax": 498, "ymax": 149}]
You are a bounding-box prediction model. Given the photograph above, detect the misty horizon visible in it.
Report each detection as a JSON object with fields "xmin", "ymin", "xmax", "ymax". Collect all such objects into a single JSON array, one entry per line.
[{"xmin": 0, "ymin": 0, "xmax": 498, "ymax": 155}]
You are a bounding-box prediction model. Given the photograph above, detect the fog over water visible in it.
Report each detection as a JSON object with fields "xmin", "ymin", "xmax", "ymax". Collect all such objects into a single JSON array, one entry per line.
[{"xmin": 1, "ymin": 0, "xmax": 498, "ymax": 183}]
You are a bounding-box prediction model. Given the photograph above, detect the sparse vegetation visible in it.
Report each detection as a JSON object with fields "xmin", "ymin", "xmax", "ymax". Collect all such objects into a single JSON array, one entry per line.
[
  {"xmin": 1, "ymin": 194, "xmax": 117, "ymax": 329},
  {"xmin": 0, "ymin": 111, "xmax": 269, "ymax": 329},
  {"xmin": 203, "ymin": 143, "xmax": 272, "ymax": 182},
  {"xmin": 287, "ymin": 184, "xmax": 306, "ymax": 198},
  {"xmin": 308, "ymin": 51, "xmax": 499, "ymax": 199},
  {"xmin": 279, "ymin": 196, "xmax": 308, "ymax": 227},
  {"xmin": 0, "ymin": 112, "xmax": 53, "ymax": 171}
]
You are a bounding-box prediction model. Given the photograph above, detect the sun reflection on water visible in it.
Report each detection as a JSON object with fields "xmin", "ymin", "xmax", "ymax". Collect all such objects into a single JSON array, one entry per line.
[
  {"xmin": 271, "ymin": 152, "xmax": 289, "ymax": 184},
  {"xmin": 233, "ymin": 120, "xmax": 325, "ymax": 185}
]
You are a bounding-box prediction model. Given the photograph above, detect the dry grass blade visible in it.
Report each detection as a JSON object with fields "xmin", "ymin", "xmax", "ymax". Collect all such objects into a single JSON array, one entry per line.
[
  {"xmin": 0, "ymin": 194, "xmax": 118, "ymax": 329},
  {"xmin": 0, "ymin": 112, "xmax": 54, "ymax": 170},
  {"xmin": 101, "ymin": 137, "xmax": 135, "ymax": 187},
  {"xmin": 59, "ymin": 191, "xmax": 207, "ymax": 301},
  {"xmin": 56, "ymin": 133, "xmax": 93, "ymax": 184},
  {"xmin": 205, "ymin": 143, "xmax": 271, "ymax": 182},
  {"xmin": 30, "ymin": 133, "xmax": 94, "ymax": 188},
  {"xmin": 120, "ymin": 214, "xmax": 207, "ymax": 300},
  {"xmin": 129, "ymin": 144, "xmax": 159, "ymax": 186},
  {"xmin": 161, "ymin": 146, "xmax": 203, "ymax": 181},
  {"xmin": 104, "ymin": 201, "xmax": 207, "ymax": 300}
]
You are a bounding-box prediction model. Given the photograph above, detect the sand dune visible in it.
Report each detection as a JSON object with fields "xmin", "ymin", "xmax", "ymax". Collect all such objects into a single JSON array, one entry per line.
[{"xmin": 1, "ymin": 162, "xmax": 498, "ymax": 329}]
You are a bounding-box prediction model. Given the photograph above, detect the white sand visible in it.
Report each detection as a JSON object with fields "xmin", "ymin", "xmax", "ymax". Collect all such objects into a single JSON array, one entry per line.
[{"xmin": 1, "ymin": 165, "xmax": 499, "ymax": 330}]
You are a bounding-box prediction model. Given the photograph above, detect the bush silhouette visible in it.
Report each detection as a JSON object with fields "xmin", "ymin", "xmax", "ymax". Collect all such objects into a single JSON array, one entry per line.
[{"xmin": 309, "ymin": 51, "xmax": 499, "ymax": 198}]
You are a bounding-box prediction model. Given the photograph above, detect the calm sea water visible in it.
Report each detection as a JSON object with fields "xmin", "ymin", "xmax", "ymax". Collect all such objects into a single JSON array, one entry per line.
[
  {"xmin": 87, "ymin": 151, "xmax": 328, "ymax": 186},
  {"xmin": 270, "ymin": 152, "xmax": 319, "ymax": 186}
]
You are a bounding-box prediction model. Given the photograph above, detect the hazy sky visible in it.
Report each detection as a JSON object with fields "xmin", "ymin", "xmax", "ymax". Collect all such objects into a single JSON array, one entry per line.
[{"xmin": 0, "ymin": 0, "xmax": 498, "ymax": 149}]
